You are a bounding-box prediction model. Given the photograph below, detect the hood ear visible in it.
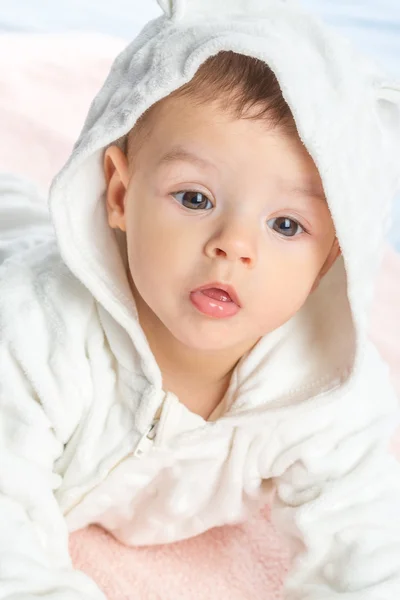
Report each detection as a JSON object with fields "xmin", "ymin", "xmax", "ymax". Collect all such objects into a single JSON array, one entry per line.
[
  {"xmin": 156, "ymin": 0, "xmax": 180, "ymax": 18},
  {"xmin": 157, "ymin": 0, "xmax": 297, "ymax": 20},
  {"xmin": 376, "ymin": 81, "xmax": 400, "ymax": 132},
  {"xmin": 375, "ymin": 80, "xmax": 400, "ymax": 189}
]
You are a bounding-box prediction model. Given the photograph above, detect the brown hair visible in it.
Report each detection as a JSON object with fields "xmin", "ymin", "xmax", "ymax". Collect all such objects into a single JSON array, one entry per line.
[{"xmin": 127, "ymin": 50, "xmax": 297, "ymax": 157}]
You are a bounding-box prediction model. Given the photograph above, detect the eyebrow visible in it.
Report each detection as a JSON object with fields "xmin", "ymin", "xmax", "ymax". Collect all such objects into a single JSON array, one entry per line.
[
  {"xmin": 288, "ymin": 185, "xmax": 327, "ymax": 202},
  {"xmin": 157, "ymin": 147, "xmax": 214, "ymax": 170}
]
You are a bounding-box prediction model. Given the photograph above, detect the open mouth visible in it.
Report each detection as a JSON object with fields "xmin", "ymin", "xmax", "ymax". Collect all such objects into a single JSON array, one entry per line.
[
  {"xmin": 189, "ymin": 286, "xmax": 241, "ymax": 319},
  {"xmin": 200, "ymin": 288, "xmax": 234, "ymax": 303}
]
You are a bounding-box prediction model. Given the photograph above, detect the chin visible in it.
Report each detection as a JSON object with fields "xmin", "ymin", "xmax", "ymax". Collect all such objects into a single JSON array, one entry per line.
[{"xmin": 164, "ymin": 318, "xmax": 241, "ymax": 352}]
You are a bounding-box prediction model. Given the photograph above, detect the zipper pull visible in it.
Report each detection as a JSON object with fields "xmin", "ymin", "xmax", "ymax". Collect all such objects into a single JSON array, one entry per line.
[{"xmin": 133, "ymin": 419, "xmax": 159, "ymax": 458}]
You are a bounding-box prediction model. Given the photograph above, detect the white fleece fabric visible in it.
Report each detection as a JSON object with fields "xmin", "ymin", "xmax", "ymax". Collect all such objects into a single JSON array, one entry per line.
[{"xmin": 1, "ymin": 0, "xmax": 400, "ymax": 598}]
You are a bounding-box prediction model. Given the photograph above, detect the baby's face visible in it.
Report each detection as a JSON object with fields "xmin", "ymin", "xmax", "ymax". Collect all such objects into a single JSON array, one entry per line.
[{"xmin": 106, "ymin": 95, "xmax": 338, "ymax": 353}]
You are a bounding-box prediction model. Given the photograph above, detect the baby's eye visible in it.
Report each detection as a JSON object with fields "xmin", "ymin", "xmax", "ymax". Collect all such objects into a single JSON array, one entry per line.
[
  {"xmin": 171, "ymin": 191, "xmax": 213, "ymax": 210},
  {"xmin": 267, "ymin": 217, "xmax": 304, "ymax": 237}
]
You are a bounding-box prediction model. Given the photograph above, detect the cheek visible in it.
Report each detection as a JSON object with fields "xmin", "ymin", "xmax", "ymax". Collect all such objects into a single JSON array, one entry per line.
[
  {"xmin": 251, "ymin": 249, "xmax": 323, "ymax": 333},
  {"xmin": 125, "ymin": 202, "xmax": 194, "ymax": 287}
]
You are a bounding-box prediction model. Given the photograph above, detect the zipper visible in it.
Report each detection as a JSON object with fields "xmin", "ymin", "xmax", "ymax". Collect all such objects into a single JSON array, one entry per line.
[
  {"xmin": 132, "ymin": 389, "xmax": 174, "ymax": 458},
  {"xmin": 133, "ymin": 418, "xmax": 160, "ymax": 458},
  {"xmin": 63, "ymin": 418, "xmax": 160, "ymax": 515}
]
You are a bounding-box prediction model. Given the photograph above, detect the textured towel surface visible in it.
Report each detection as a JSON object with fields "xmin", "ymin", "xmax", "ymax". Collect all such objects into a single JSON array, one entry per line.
[
  {"xmin": 1, "ymin": 31, "xmax": 399, "ymax": 600},
  {"xmin": 67, "ymin": 246, "xmax": 400, "ymax": 600}
]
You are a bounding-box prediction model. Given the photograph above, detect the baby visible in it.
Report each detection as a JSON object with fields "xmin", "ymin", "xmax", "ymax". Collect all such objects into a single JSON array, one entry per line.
[
  {"xmin": 103, "ymin": 49, "xmax": 339, "ymax": 422},
  {"xmin": 1, "ymin": 0, "xmax": 400, "ymax": 598}
]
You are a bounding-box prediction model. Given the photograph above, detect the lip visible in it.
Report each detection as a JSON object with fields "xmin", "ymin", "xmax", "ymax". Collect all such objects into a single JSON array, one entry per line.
[{"xmin": 191, "ymin": 281, "xmax": 242, "ymax": 307}]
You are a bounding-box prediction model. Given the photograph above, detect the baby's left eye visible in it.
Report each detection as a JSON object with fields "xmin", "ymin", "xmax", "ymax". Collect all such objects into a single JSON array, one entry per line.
[{"xmin": 267, "ymin": 217, "xmax": 304, "ymax": 237}]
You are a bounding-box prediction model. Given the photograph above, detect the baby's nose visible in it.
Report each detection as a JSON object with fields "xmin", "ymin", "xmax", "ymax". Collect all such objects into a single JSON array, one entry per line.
[{"xmin": 205, "ymin": 220, "xmax": 258, "ymax": 267}]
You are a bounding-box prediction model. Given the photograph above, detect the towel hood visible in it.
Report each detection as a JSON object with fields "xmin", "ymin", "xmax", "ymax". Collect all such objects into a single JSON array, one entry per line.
[{"xmin": 49, "ymin": 0, "xmax": 400, "ymax": 406}]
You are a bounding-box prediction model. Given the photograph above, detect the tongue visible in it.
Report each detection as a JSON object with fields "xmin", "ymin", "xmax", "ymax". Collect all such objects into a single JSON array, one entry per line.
[{"xmin": 201, "ymin": 288, "xmax": 232, "ymax": 302}]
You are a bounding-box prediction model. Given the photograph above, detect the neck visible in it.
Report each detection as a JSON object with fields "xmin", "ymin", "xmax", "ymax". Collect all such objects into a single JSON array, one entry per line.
[{"xmin": 150, "ymin": 328, "xmax": 241, "ymax": 388}]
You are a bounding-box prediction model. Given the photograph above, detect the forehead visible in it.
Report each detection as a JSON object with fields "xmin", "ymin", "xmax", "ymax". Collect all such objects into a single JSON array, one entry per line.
[{"xmin": 129, "ymin": 95, "xmax": 326, "ymax": 200}]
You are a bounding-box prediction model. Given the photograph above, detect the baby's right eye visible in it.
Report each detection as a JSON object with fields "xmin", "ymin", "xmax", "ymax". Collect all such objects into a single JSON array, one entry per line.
[{"xmin": 171, "ymin": 191, "xmax": 213, "ymax": 210}]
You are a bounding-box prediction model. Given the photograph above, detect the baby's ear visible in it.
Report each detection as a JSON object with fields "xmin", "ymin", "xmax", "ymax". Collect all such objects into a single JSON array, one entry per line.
[
  {"xmin": 104, "ymin": 145, "xmax": 129, "ymax": 232},
  {"xmin": 310, "ymin": 238, "xmax": 341, "ymax": 294}
]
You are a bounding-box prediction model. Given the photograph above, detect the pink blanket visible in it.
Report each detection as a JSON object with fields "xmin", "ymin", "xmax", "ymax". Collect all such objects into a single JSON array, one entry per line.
[{"xmin": 1, "ymin": 32, "xmax": 399, "ymax": 600}]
